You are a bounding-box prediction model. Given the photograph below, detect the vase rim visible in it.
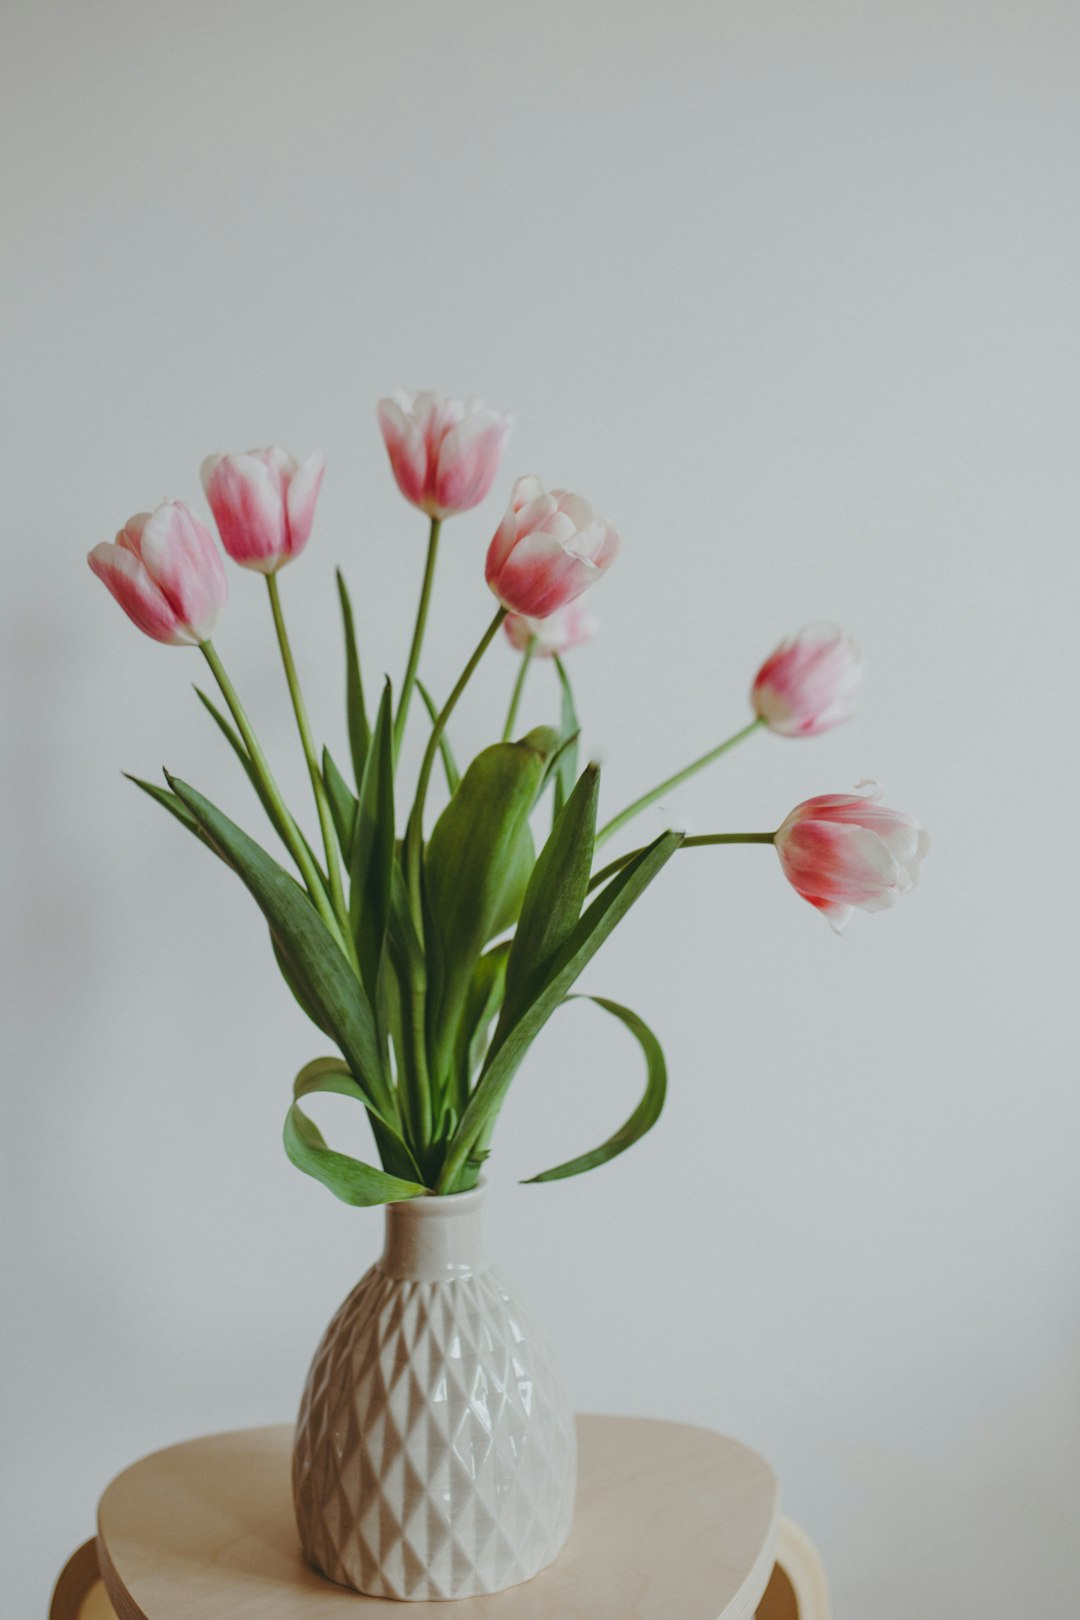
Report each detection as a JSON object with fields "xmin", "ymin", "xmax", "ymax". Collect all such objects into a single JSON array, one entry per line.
[{"xmin": 390, "ymin": 1178, "xmax": 487, "ymax": 1216}]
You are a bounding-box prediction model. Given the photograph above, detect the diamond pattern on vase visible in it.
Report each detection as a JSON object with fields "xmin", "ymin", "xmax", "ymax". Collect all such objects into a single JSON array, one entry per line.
[{"xmin": 292, "ymin": 1262, "xmax": 577, "ymax": 1600}]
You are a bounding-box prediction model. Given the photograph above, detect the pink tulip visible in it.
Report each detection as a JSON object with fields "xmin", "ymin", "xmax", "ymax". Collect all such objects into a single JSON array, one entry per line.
[
  {"xmin": 752, "ymin": 623, "xmax": 863, "ymax": 737},
  {"xmin": 504, "ymin": 599, "xmax": 598, "ymax": 658},
  {"xmin": 200, "ymin": 447, "xmax": 325, "ymax": 573},
  {"xmin": 486, "ymin": 476, "xmax": 620, "ymax": 619},
  {"xmin": 88, "ymin": 502, "xmax": 227, "ymax": 645},
  {"xmin": 774, "ymin": 785, "xmax": 929, "ymax": 933},
  {"xmin": 377, "ymin": 391, "xmax": 511, "ymax": 519}
]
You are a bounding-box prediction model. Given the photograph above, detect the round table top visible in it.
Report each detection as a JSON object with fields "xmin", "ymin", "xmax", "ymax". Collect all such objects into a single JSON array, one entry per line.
[{"xmin": 96, "ymin": 1415, "xmax": 779, "ymax": 1620}]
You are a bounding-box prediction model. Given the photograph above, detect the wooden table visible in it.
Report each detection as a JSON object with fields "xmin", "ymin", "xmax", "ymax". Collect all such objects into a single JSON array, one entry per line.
[{"xmin": 49, "ymin": 1417, "xmax": 830, "ymax": 1620}]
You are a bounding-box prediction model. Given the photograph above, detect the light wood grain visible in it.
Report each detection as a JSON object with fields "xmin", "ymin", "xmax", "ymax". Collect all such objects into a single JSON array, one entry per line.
[
  {"xmin": 48, "ymin": 1540, "xmax": 116, "ymax": 1620},
  {"xmin": 95, "ymin": 1416, "xmax": 780, "ymax": 1620}
]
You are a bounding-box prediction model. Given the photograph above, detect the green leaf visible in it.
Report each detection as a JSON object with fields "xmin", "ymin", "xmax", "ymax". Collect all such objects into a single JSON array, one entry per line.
[
  {"xmin": 271, "ymin": 933, "xmax": 336, "ymax": 1037},
  {"xmin": 285, "ymin": 1058, "xmax": 428, "ymax": 1205},
  {"xmin": 523, "ymin": 995, "xmax": 667, "ymax": 1182},
  {"xmin": 502, "ymin": 763, "xmax": 599, "ymax": 1023},
  {"xmin": 167, "ymin": 775, "xmax": 396, "ymax": 1127},
  {"xmin": 437, "ymin": 829, "xmax": 683, "ymax": 1191},
  {"xmin": 193, "ymin": 687, "xmax": 326, "ymax": 885},
  {"xmin": 453, "ymin": 941, "xmax": 511, "ymax": 1103},
  {"xmin": 128, "ymin": 774, "xmax": 333, "ymax": 1038},
  {"xmin": 125, "ymin": 774, "xmax": 204, "ymax": 840},
  {"xmin": 552, "ymin": 656, "xmax": 579, "ymax": 824},
  {"xmin": 349, "ymin": 681, "xmax": 395, "ymax": 1005},
  {"xmin": 194, "ymin": 686, "xmax": 269, "ymax": 811},
  {"xmin": 322, "ymin": 747, "xmax": 357, "ymax": 859},
  {"xmin": 416, "ymin": 680, "xmax": 461, "ymax": 794},
  {"xmin": 337, "ymin": 569, "xmax": 370, "ymax": 792},
  {"xmin": 424, "ymin": 731, "xmax": 559, "ymax": 1076}
]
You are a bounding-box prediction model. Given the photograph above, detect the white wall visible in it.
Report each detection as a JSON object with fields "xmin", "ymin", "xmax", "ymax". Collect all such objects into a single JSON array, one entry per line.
[{"xmin": 4, "ymin": 3, "xmax": 1079, "ymax": 1614}]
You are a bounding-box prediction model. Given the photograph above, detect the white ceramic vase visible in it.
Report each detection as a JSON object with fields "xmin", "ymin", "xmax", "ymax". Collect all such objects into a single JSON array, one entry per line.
[{"xmin": 292, "ymin": 1184, "xmax": 577, "ymax": 1601}]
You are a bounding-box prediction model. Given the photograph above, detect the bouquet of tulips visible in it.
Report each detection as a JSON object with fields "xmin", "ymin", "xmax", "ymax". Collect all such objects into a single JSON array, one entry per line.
[{"xmin": 89, "ymin": 392, "xmax": 928, "ymax": 1205}]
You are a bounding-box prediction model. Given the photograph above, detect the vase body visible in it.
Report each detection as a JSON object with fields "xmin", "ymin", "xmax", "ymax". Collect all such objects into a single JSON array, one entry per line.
[{"xmin": 292, "ymin": 1185, "xmax": 577, "ymax": 1600}]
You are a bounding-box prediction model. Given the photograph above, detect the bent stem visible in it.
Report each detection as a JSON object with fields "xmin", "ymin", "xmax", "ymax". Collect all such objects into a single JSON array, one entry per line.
[
  {"xmin": 394, "ymin": 516, "xmax": 442, "ymax": 757},
  {"xmin": 199, "ymin": 640, "xmax": 347, "ymax": 948},
  {"xmin": 404, "ymin": 606, "xmax": 507, "ymax": 921},
  {"xmin": 595, "ymin": 717, "xmax": 764, "ymax": 848},
  {"xmin": 501, "ymin": 635, "xmax": 535, "ymax": 741},
  {"xmin": 588, "ymin": 830, "xmax": 776, "ymax": 894},
  {"xmin": 265, "ymin": 574, "xmax": 355, "ymax": 962}
]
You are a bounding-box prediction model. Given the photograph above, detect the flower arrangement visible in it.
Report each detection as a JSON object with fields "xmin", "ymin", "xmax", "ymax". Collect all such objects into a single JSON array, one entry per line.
[{"xmin": 89, "ymin": 391, "xmax": 928, "ymax": 1206}]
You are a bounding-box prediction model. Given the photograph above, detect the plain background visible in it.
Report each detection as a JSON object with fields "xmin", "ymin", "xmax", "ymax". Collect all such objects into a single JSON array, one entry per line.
[{"xmin": 3, "ymin": 2, "xmax": 1079, "ymax": 1614}]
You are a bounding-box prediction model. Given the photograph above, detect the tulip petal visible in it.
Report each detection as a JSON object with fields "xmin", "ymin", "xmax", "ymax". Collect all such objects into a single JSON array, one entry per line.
[
  {"xmin": 752, "ymin": 623, "xmax": 863, "ymax": 736},
  {"xmin": 379, "ymin": 393, "xmax": 511, "ymax": 518},
  {"xmin": 491, "ymin": 530, "xmax": 600, "ymax": 617},
  {"xmin": 202, "ymin": 453, "xmax": 286, "ymax": 571},
  {"xmin": 486, "ymin": 476, "xmax": 620, "ymax": 618},
  {"xmin": 88, "ymin": 540, "xmax": 192, "ymax": 645},
  {"xmin": 435, "ymin": 411, "xmax": 512, "ymax": 515},
  {"xmin": 138, "ymin": 501, "xmax": 227, "ymax": 640},
  {"xmin": 377, "ymin": 398, "xmax": 428, "ymax": 509},
  {"xmin": 284, "ymin": 450, "xmax": 326, "ymax": 559}
]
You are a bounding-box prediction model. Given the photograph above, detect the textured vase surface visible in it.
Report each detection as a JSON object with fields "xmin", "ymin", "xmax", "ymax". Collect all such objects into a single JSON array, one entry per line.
[{"xmin": 292, "ymin": 1184, "xmax": 577, "ymax": 1600}]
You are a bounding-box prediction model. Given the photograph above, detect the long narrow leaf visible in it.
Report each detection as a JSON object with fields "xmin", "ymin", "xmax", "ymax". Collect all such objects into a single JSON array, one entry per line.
[
  {"xmin": 522, "ymin": 995, "xmax": 667, "ymax": 1182},
  {"xmin": 125, "ymin": 774, "xmax": 204, "ymax": 839},
  {"xmin": 453, "ymin": 941, "xmax": 511, "ymax": 1104},
  {"xmin": 285, "ymin": 1058, "xmax": 428, "ymax": 1205},
  {"xmin": 167, "ymin": 775, "xmax": 395, "ymax": 1126},
  {"xmin": 350, "ymin": 681, "xmax": 395, "ymax": 1004},
  {"xmin": 129, "ymin": 774, "xmax": 333, "ymax": 1036},
  {"xmin": 193, "ymin": 687, "xmax": 327, "ymax": 885},
  {"xmin": 322, "ymin": 747, "xmax": 357, "ymax": 858},
  {"xmin": 552, "ymin": 655, "xmax": 579, "ymax": 824},
  {"xmin": 438, "ymin": 829, "xmax": 683, "ymax": 1189},
  {"xmin": 424, "ymin": 732, "xmax": 561, "ymax": 1083},
  {"xmin": 502, "ymin": 763, "xmax": 599, "ymax": 1022},
  {"xmin": 417, "ymin": 680, "xmax": 461, "ymax": 794},
  {"xmin": 194, "ymin": 685, "xmax": 272, "ymax": 815},
  {"xmin": 337, "ymin": 568, "xmax": 370, "ymax": 791}
]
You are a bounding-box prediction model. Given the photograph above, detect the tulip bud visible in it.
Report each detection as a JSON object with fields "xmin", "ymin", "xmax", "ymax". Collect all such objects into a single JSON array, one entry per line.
[
  {"xmin": 377, "ymin": 391, "xmax": 512, "ymax": 519},
  {"xmin": 751, "ymin": 623, "xmax": 862, "ymax": 737},
  {"xmin": 486, "ymin": 476, "xmax": 619, "ymax": 619},
  {"xmin": 774, "ymin": 784, "xmax": 929, "ymax": 933},
  {"xmin": 88, "ymin": 502, "xmax": 227, "ymax": 645},
  {"xmin": 504, "ymin": 599, "xmax": 598, "ymax": 658},
  {"xmin": 200, "ymin": 447, "xmax": 325, "ymax": 573}
]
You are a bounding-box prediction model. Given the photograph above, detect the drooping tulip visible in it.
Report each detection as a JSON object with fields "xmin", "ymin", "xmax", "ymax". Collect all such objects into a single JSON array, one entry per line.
[
  {"xmin": 88, "ymin": 502, "xmax": 227, "ymax": 645},
  {"xmin": 773, "ymin": 784, "xmax": 929, "ymax": 933},
  {"xmin": 200, "ymin": 448, "xmax": 325, "ymax": 573},
  {"xmin": 486, "ymin": 476, "xmax": 620, "ymax": 619},
  {"xmin": 504, "ymin": 598, "xmax": 598, "ymax": 658},
  {"xmin": 377, "ymin": 391, "xmax": 512, "ymax": 519},
  {"xmin": 752, "ymin": 623, "xmax": 862, "ymax": 737}
]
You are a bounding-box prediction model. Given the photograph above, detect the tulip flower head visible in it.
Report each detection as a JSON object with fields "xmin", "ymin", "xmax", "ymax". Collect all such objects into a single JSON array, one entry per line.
[
  {"xmin": 201, "ymin": 447, "xmax": 325, "ymax": 574},
  {"xmin": 486, "ymin": 476, "xmax": 620, "ymax": 619},
  {"xmin": 88, "ymin": 501, "xmax": 227, "ymax": 645},
  {"xmin": 752, "ymin": 623, "xmax": 863, "ymax": 737},
  {"xmin": 774, "ymin": 784, "xmax": 929, "ymax": 933},
  {"xmin": 504, "ymin": 599, "xmax": 598, "ymax": 658},
  {"xmin": 377, "ymin": 391, "xmax": 512, "ymax": 519}
]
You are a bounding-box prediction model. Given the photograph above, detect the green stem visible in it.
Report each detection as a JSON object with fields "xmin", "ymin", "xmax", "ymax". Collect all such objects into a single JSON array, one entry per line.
[
  {"xmin": 199, "ymin": 640, "xmax": 345, "ymax": 946},
  {"xmin": 405, "ymin": 607, "xmax": 507, "ymax": 921},
  {"xmin": 501, "ymin": 637, "xmax": 535, "ymax": 742},
  {"xmin": 265, "ymin": 574, "xmax": 354, "ymax": 963},
  {"xmin": 394, "ymin": 516, "xmax": 442, "ymax": 756},
  {"xmin": 594, "ymin": 716, "xmax": 764, "ymax": 848},
  {"xmin": 588, "ymin": 830, "xmax": 776, "ymax": 895}
]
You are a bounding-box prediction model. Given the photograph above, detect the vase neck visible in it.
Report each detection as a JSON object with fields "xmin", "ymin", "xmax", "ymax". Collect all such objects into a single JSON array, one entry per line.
[{"xmin": 379, "ymin": 1184, "xmax": 488, "ymax": 1282}]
